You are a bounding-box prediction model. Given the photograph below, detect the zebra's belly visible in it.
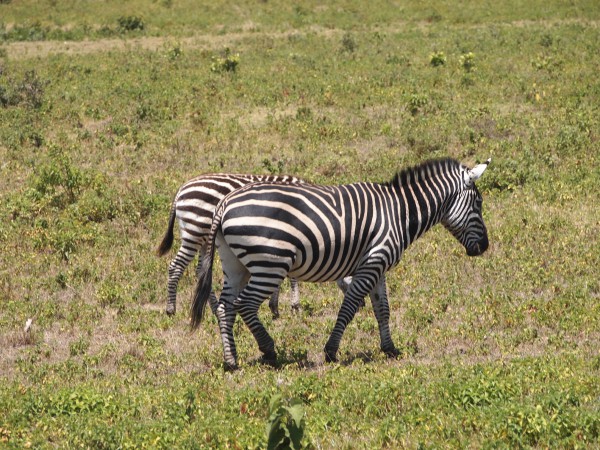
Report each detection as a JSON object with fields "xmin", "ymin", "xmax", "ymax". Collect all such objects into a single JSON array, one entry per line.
[{"xmin": 287, "ymin": 244, "xmax": 364, "ymax": 283}]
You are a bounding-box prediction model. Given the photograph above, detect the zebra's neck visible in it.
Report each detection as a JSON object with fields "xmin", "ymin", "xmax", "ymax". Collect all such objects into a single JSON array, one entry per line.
[{"xmin": 387, "ymin": 159, "xmax": 461, "ymax": 250}]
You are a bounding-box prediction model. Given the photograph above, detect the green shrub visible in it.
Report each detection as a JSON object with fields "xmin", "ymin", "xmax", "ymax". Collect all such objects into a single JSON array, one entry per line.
[
  {"xmin": 341, "ymin": 33, "xmax": 357, "ymax": 53},
  {"xmin": 69, "ymin": 337, "xmax": 90, "ymax": 357},
  {"xmin": 266, "ymin": 394, "xmax": 306, "ymax": 450},
  {"xmin": 460, "ymin": 52, "xmax": 476, "ymax": 72},
  {"xmin": 211, "ymin": 48, "xmax": 239, "ymax": 73},
  {"xmin": 406, "ymin": 93, "xmax": 429, "ymax": 116},
  {"xmin": 117, "ymin": 16, "xmax": 144, "ymax": 32},
  {"xmin": 0, "ymin": 69, "xmax": 46, "ymax": 108},
  {"xmin": 429, "ymin": 51, "xmax": 446, "ymax": 67}
]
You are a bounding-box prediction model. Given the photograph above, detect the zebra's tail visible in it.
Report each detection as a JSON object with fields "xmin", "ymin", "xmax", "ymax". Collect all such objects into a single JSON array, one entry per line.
[
  {"xmin": 156, "ymin": 201, "xmax": 176, "ymax": 257},
  {"xmin": 191, "ymin": 200, "xmax": 223, "ymax": 329}
]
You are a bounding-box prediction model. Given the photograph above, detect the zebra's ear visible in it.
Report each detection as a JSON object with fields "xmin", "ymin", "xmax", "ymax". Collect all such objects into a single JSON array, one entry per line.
[{"xmin": 464, "ymin": 158, "xmax": 491, "ymax": 187}]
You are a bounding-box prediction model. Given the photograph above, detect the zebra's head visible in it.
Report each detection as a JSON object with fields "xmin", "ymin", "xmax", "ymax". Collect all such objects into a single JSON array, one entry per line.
[{"xmin": 442, "ymin": 159, "xmax": 491, "ymax": 256}]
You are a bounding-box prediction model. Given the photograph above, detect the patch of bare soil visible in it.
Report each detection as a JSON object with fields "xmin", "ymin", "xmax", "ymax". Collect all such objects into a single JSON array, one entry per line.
[{"xmin": 3, "ymin": 26, "xmax": 340, "ymax": 60}]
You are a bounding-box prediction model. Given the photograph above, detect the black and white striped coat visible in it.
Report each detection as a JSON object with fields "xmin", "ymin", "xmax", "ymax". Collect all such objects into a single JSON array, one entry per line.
[
  {"xmin": 192, "ymin": 158, "xmax": 490, "ymax": 370},
  {"xmin": 157, "ymin": 173, "xmax": 304, "ymax": 317}
]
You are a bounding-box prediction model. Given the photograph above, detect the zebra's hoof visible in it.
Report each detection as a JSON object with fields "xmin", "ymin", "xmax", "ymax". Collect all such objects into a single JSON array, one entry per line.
[
  {"xmin": 383, "ymin": 347, "xmax": 400, "ymax": 358},
  {"xmin": 324, "ymin": 348, "xmax": 338, "ymax": 363},
  {"xmin": 165, "ymin": 306, "xmax": 176, "ymax": 316},
  {"xmin": 223, "ymin": 361, "xmax": 239, "ymax": 372},
  {"xmin": 270, "ymin": 311, "xmax": 280, "ymax": 320},
  {"xmin": 261, "ymin": 351, "xmax": 277, "ymax": 367}
]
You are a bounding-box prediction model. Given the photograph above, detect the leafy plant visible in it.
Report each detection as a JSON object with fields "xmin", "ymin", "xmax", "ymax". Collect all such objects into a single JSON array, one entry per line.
[
  {"xmin": 459, "ymin": 52, "xmax": 476, "ymax": 72},
  {"xmin": 211, "ymin": 48, "xmax": 239, "ymax": 73},
  {"xmin": 0, "ymin": 69, "xmax": 46, "ymax": 108},
  {"xmin": 266, "ymin": 394, "xmax": 306, "ymax": 450},
  {"xmin": 406, "ymin": 93, "xmax": 429, "ymax": 116},
  {"xmin": 69, "ymin": 337, "xmax": 90, "ymax": 357},
  {"xmin": 341, "ymin": 33, "xmax": 357, "ymax": 53},
  {"xmin": 429, "ymin": 51, "xmax": 446, "ymax": 67},
  {"xmin": 117, "ymin": 16, "xmax": 144, "ymax": 32}
]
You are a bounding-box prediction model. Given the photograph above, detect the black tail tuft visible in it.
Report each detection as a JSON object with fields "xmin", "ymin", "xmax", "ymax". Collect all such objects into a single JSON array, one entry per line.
[
  {"xmin": 191, "ymin": 194, "xmax": 225, "ymax": 329},
  {"xmin": 157, "ymin": 204, "xmax": 176, "ymax": 257},
  {"xmin": 191, "ymin": 251, "xmax": 214, "ymax": 329}
]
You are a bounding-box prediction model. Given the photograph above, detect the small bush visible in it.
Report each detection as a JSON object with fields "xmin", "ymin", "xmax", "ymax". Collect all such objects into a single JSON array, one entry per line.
[
  {"xmin": 266, "ymin": 394, "xmax": 306, "ymax": 450},
  {"xmin": 211, "ymin": 48, "xmax": 239, "ymax": 73},
  {"xmin": 69, "ymin": 337, "xmax": 90, "ymax": 357},
  {"xmin": 97, "ymin": 281, "xmax": 126, "ymax": 309},
  {"xmin": 341, "ymin": 33, "xmax": 357, "ymax": 53},
  {"xmin": 117, "ymin": 16, "xmax": 144, "ymax": 32},
  {"xmin": 32, "ymin": 147, "xmax": 87, "ymax": 207},
  {"xmin": 406, "ymin": 93, "xmax": 429, "ymax": 116},
  {"xmin": 460, "ymin": 52, "xmax": 476, "ymax": 72},
  {"xmin": 429, "ymin": 51, "xmax": 446, "ymax": 67},
  {"xmin": 0, "ymin": 69, "xmax": 46, "ymax": 109},
  {"xmin": 295, "ymin": 106, "xmax": 312, "ymax": 121}
]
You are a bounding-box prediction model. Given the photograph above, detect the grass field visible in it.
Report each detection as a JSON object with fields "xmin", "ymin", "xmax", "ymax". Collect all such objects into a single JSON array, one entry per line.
[{"xmin": 1, "ymin": 0, "xmax": 600, "ymax": 448}]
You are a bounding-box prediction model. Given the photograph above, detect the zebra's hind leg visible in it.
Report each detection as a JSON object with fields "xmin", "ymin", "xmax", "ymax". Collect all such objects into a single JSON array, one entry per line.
[
  {"xmin": 324, "ymin": 274, "xmax": 376, "ymax": 363},
  {"xmin": 166, "ymin": 242, "xmax": 201, "ymax": 315},
  {"xmin": 289, "ymin": 278, "xmax": 301, "ymax": 312},
  {"xmin": 268, "ymin": 288, "xmax": 281, "ymax": 319},
  {"xmin": 216, "ymin": 296, "xmax": 238, "ymax": 371},
  {"xmin": 368, "ymin": 277, "xmax": 399, "ymax": 358},
  {"xmin": 268, "ymin": 278, "xmax": 301, "ymax": 319},
  {"xmin": 235, "ymin": 276, "xmax": 285, "ymax": 366},
  {"xmin": 215, "ymin": 234, "xmax": 250, "ymax": 370}
]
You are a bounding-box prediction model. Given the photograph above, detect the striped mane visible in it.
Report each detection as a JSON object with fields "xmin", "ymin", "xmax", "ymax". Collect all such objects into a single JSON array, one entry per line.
[{"xmin": 387, "ymin": 158, "xmax": 462, "ymax": 188}]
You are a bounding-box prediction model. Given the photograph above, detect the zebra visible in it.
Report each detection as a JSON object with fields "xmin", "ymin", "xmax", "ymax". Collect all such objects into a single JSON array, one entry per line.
[
  {"xmin": 192, "ymin": 158, "xmax": 490, "ymax": 370},
  {"xmin": 157, "ymin": 173, "xmax": 306, "ymax": 317}
]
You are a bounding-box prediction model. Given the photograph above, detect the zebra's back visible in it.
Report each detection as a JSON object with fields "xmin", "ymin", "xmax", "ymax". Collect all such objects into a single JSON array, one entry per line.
[
  {"xmin": 175, "ymin": 173, "xmax": 303, "ymax": 246},
  {"xmin": 219, "ymin": 181, "xmax": 397, "ymax": 283}
]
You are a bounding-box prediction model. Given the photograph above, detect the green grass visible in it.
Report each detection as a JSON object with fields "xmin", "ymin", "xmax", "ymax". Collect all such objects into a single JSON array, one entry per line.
[{"xmin": 1, "ymin": 0, "xmax": 600, "ymax": 448}]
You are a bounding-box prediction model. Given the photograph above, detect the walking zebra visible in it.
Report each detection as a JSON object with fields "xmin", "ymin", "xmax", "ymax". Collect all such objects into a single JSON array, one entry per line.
[
  {"xmin": 192, "ymin": 158, "xmax": 490, "ymax": 370},
  {"xmin": 157, "ymin": 173, "xmax": 306, "ymax": 317}
]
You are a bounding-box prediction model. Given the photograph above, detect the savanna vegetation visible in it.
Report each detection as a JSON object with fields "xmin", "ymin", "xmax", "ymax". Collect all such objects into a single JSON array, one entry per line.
[{"xmin": 1, "ymin": 0, "xmax": 599, "ymax": 448}]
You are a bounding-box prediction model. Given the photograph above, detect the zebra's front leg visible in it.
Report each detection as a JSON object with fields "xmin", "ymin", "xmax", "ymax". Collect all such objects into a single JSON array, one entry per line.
[
  {"xmin": 324, "ymin": 274, "xmax": 375, "ymax": 363},
  {"xmin": 336, "ymin": 276, "xmax": 366, "ymax": 308},
  {"xmin": 369, "ymin": 276, "xmax": 399, "ymax": 358}
]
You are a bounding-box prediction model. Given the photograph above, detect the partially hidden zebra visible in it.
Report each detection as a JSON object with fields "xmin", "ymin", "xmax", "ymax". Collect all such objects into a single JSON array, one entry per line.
[
  {"xmin": 192, "ymin": 158, "xmax": 491, "ymax": 370},
  {"xmin": 157, "ymin": 173, "xmax": 307, "ymax": 317}
]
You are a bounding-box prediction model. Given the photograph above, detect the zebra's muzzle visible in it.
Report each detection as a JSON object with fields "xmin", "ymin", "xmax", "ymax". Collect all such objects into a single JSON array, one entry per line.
[{"xmin": 466, "ymin": 234, "xmax": 489, "ymax": 256}]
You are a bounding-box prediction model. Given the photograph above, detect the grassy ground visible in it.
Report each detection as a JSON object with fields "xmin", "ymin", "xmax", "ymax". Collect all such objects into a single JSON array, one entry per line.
[{"xmin": 1, "ymin": 1, "xmax": 599, "ymax": 448}]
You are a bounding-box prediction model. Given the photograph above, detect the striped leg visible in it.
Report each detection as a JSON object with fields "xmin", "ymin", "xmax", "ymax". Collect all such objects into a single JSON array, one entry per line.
[
  {"xmin": 324, "ymin": 272, "xmax": 379, "ymax": 362},
  {"xmin": 216, "ymin": 294, "xmax": 238, "ymax": 371},
  {"xmin": 235, "ymin": 275, "xmax": 285, "ymax": 365},
  {"xmin": 368, "ymin": 277, "xmax": 398, "ymax": 357},
  {"xmin": 166, "ymin": 241, "xmax": 202, "ymax": 315},
  {"xmin": 268, "ymin": 278, "xmax": 301, "ymax": 319},
  {"xmin": 268, "ymin": 287, "xmax": 281, "ymax": 319},
  {"xmin": 336, "ymin": 276, "xmax": 367, "ymax": 308},
  {"xmin": 335, "ymin": 276, "xmax": 352, "ymax": 294},
  {"xmin": 214, "ymin": 239, "xmax": 250, "ymax": 371},
  {"xmin": 289, "ymin": 278, "xmax": 300, "ymax": 312}
]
